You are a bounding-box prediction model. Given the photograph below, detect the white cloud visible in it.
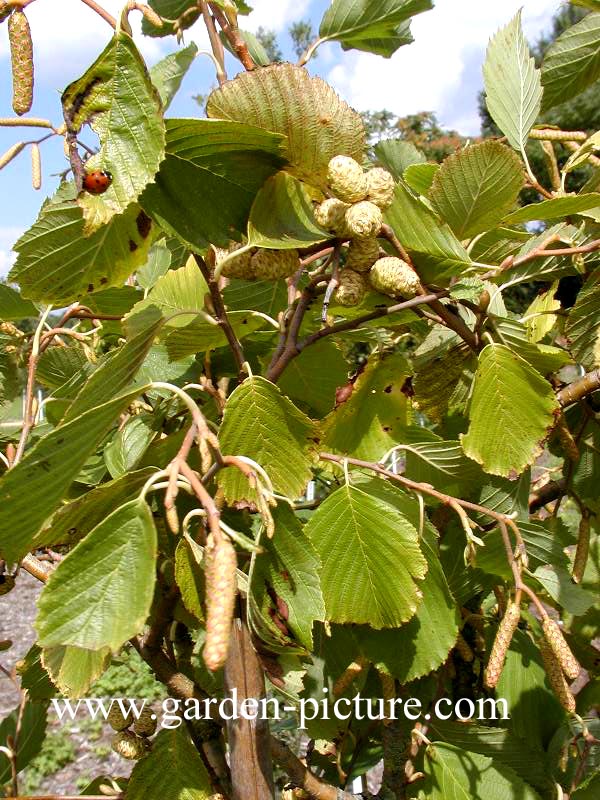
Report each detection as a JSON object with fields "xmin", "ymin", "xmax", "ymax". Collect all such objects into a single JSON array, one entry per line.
[
  {"xmin": 244, "ymin": 0, "xmax": 312, "ymax": 33},
  {"xmin": 327, "ymin": 0, "xmax": 562, "ymax": 135},
  {"xmin": 0, "ymin": 227, "xmax": 22, "ymax": 280}
]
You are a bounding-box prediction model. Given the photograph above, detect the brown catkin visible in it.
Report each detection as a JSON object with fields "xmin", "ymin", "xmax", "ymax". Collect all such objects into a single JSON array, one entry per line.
[
  {"xmin": 455, "ymin": 632, "xmax": 474, "ymax": 663},
  {"xmin": 542, "ymin": 616, "xmax": 581, "ymax": 680},
  {"xmin": 555, "ymin": 414, "xmax": 579, "ymax": 462},
  {"xmin": 30, "ymin": 142, "xmax": 41, "ymax": 190},
  {"xmin": 0, "ymin": 3, "xmax": 12, "ymax": 24},
  {"xmin": 332, "ymin": 657, "xmax": 368, "ymax": 698},
  {"xmin": 572, "ymin": 513, "xmax": 591, "ymax": 584},
  {"xmin": 539, "ymin": 638, "xmax": 576, "ymax": 713},
  {"xmin": 484, "ymin": 601, "xmax": 521, "ymax": 689},
  {"xmin": 8, "ymin": 11, "xmax": 34, "ymax": 116},
  {"xmin": 0, "ymin": 141, "xmax": 25, "ymax": 170},
  {"xmin": 203, "ymin": 535, "xmax": 237, "ymax": 671}
]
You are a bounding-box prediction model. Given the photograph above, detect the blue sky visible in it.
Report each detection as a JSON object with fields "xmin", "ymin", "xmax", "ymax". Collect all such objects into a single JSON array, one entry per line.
[{"xmin": 0, "ymin": 0, "xmax": 563, "ymax": 276}]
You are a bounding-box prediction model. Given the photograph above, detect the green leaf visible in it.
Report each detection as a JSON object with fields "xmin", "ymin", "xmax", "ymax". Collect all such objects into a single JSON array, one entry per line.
[
  {"xmin": 0, "ymin": 700, "xmax": 48, "ymax": 784},
  {"xmin": 541, "ymin": 12, "xmax": 600, "ymax": 112},
  {"xmin": 223, "ymin": 278, "xmax": 288, "ymax": 317},
  {"xmin": 217, "ymin": 376, "xmax": 317, "ymax": 504},
  {"xmin": 496, "ymin": 629, "xmax": 565, "ymax": 750},
  {"xmin": 566, "ymin": 267, "xmax": 600, "ymax": 369},
  {"xmin": 384, "ymin": 182, "xmax": 472, "ymax": 284},
  {"xmin": 356, "ymin": 478, "xmax": 459, "ymax": 679},
  {"xmin": 150, "ymin": 43, "xmax": 198, "ymax": 110},
  {"xmin": 64, "ymin": 305, "xmax": 162, "ymax": 422},
  {"xmin": 104, "ymin": 416, "xmax": 156, "ymax": 478},
  {"xmin": 142, "ymin": 0, "xmax": 200, "ymax": 37},
  {"xmin": 374, "ymin": 138, "xmax": 426, "ymax": 179},
  {"xmin": 42, "ymin": 645, "xmax": 111, "ymax": 699},
  {"xmin": 533, "ymin": 564, "xmax": 596, "ymax": 616},
  {"xmin": 9, "ymin": 185, "xmax": 154, "ymax": 305},
  {"xmin": 497, "ymin": 223, "xmax": 584, "ymax": 289},
  {"xmin": 491, "ymin": 317, "xmax": 572, "ymax": 375},
  {"xmin": 36, "ymin": 499, "xmax": 157, "ymax": 651},
  {"xmin": 248, "ymin": 172, "xmax": 328, "ymax": 249},
  {"xmin": 504, "ymin": 193, "xmax": 600, "ymax": 225},
  {"xmin": 251, "ymin": 502, "xmax": 325, "ymax": 650},
  {"xmin": 33, "ymin": 468, "xmax": 156, "ymax": 550},
  {"xmin": 129, "ymin": 255, "xmax": 208, "ymax": 327},
  {"xmin": 322, "ymin": 352, "xmax": 411, "ymax": 461},
  {"xmin": 277, "ymin": 339, "xmax": 349, "ymax": 417},
  {"xmin": 425, "ymin": 741, "xmax": 542, "ymax": 800},
  {"xmin": 175, "ymin": 534, "xmax": 205, "ymax": 622},
  {"xmin": 429, "ymin": 142, "xmax": 524, "ymax": 238},
  {"xmin": 128, "ymin": 728, "xmax": 212, "ymax": 800},
  {"xmin": 165, "ymin": 310, "xmax": 265, "ymax": 361},
  {"xmin": 0, "ymin": 386, "xmax": 147, "ymax": 564},
  {"xmin": 403, "ymin": 162, "xmax": 439, "ymax": 195},
  {"xmin": 573, "ymin": 773, "xmax": 600, "ymax": 800},
  {"xmin": 413, "ymin": 334, "xmax": 477, "ymax": 423},
  {"xmin": 428, "ymin": 721, "xmax": 550, "ymax": 793},
  {"xmin": 305, "ymin": 484, "xmax": 427, "ymax": 628},
  {"xmin": 17, "ymin": 645, "xmax": 57, "ymax": 701},
  {"xmin": 137, "ymin": 240, "xmax": 173, "ymax": 291},
  {"xmin": 483, "ymin": 10, "xmax": 543, "ymax": 152},
  {"xmin": 564, "ymin": 130, "xmax": 600, "ymax": 173},
  {"xmin": 0, "ymin": 284, "xmax": 37, "ymax": 319},
  {"xmin": 206, "ymin": 63, "xmax": 365, "ymax": 189},
  {"xmin": 141, "ymin": 119, "xmax": 286, "ymax": 251},
  {"xmin": 461, "ymin": 344, "xmax": 559, "ymax": 478},
  {"xmin": 319, "ymin": 0, "xmax": 432, "ymax": 57},
  {"xmin": 404, "ymin": 440, "xmax": 483, "ymax": 492},
  {"xmin": 36, "ymin": 347, "xmax": 88, "ymax": 390},
  {"xmin": 62, "ymin": 31, "xmax": 165, "ymax": 231}
]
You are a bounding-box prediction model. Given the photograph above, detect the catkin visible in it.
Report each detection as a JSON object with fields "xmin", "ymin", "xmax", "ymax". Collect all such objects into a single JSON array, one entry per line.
[
  {"xmin": 484, "ymin": 601, "xmax": 521, "ymax": 689},
  {"xmin": 203, "ymin": 535, "xmax": 237, "ymax": 672},
  {"xmin": 0, "ymin": 141, "xmax": 25, "ymax": 170},
  {"xmin": 30, "ymin": 142, "xmax": 41, "ymax": 190},
  {"xmin": 542, "ymin": 616, "xmax": 581, "ymax": 680},
  {"xmin": 555, "ymin": 414, "xmax": 579, "ymax": 462},
  {"xmin": 139, "ymin": 4, "xmax": 163, "ymax": 27},
  {"xmin": 539, "ymin": 638, "xmax": 576, "ymax": 713},
  {"xmin": 165, "ymin": 504, "xmax": 179, "ymax": 534},
  {"xmin": 8, "ymin": 11, "xmax": 34, "ymax": 116},
  {"xmin": 332, "ymin": 657, "xmax": 368, "ymax": 697},
  {"xmin": 572, "ymin": 513, "xmax": 591, "ymax": 584},
  {"xmin": 455, "ymin": 632, "xmax": 475, "ymax": 663}
]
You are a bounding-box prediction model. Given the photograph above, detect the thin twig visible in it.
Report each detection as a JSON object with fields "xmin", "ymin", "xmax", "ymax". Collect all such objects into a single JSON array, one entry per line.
[
  {"xmin": 200, "ymin": 1, "xmax": 227, "ymax": 84},
  {"xmin": 558, "ymin": 368, "xmax": 600, "ymax": 408},
  {"xmin": 208, "ymin": 3, "xmax": 255, "ymax": 71},
  {"xmin": 78, "ymin": 0, "xmax": 117, "ymax": 28}
]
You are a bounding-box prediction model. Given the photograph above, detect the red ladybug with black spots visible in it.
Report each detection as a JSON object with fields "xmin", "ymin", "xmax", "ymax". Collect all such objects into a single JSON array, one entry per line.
[{"xmin": 83, "ymin": 169, "xmax": 112, "ymax": 195}]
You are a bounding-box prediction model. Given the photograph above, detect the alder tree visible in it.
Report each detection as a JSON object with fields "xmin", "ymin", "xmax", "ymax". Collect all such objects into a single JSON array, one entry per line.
[{"xmin": 0, "ymin": 1, "xmax": 600, "ymax": 799}]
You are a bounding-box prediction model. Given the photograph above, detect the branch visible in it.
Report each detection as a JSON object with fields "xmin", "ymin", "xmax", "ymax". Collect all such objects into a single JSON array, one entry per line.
[
  {"xmin": 529, "ymin": 479, "xmax": 566, "ymax": 512},
  {"xmin": 380, "ymin": 225, "xmax": 479, "ymax": 352},
  {"xmin": 558, "ymin": 368, "xmax": 600, "ymax": 408},
  {"xmin": 209, "ymin": 3, "xmax": 255, "ymax": 71},
  {"xmin": 491, "ymin": 238, "xmax": 600, "ymax": 278},
  {"xmin": 78, "ymin": 0, "xmax": 117, "ymax": 28},
  {"xmin": 200, "ymin": 1, "xmax": 227, "ymax": 84},
  {"xmin": 270, "ymin": 738, "xmax": 363, "ymax": 800},
  {"xmin": 194, "ymin": 254, "xmax": 247, "ymax": 381}
]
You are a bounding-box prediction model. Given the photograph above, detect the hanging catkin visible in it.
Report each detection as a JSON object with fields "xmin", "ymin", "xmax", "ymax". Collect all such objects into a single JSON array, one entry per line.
[
  {"xmin": 484, "ymin": 601, "xmax": 521, "ymax": 689},
  {"xmin": 572, "ymin": 513, "xmax": 590, "ymax": 584},
  {"xmin": 30, "ymin": 142, "xmax": 41, "ymax": 190},
  {"xmin": 0, "ymin": 141, "xmax": 25, "ymax": 170},
  {"xmin": 203, "ymin": 534, "xmax": 237, "ymax": 671},
  {"xmin": 539, "ymin": 638, "xmax": 576, "ymax": 713},
  {"xmin": 8, "ymin": 10, "xmax": 34, "ymax": 115},
  {"xmin": 542, "ymin": 616, "xmax": 580, "ymax": 680}
]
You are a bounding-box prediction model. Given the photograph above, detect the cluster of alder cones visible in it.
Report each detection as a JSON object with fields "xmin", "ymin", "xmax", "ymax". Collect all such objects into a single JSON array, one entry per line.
[
  {"xmin": 107, "ymin": 703, "xmax": 158, "ymax": 761},
  {"xmin": 217, "ymin": 154, "xmax": 423, "ymax": 308}
]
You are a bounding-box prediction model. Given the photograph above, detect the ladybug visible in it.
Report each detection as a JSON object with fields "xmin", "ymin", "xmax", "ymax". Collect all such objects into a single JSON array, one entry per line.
[{"xmin": 83, "ymin": 169, "xmax": 112, "ymax": 195}]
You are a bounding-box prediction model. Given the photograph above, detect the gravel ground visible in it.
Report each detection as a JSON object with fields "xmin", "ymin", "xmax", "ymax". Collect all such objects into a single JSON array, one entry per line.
[{"xmin": 0, "ymin": 571, "xmax": 131, "ymax": 794}]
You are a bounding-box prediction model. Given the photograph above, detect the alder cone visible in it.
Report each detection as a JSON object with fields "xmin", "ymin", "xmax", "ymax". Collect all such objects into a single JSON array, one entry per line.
[
  {"xmin": 203, "ymin": 535, "xmax": 238, "ymax": 671},
  {"xmin": 366, "ymin": 167, "xmax": 395, "ymax": 209},
  {"xmin": 539, "ymin": 638, "xmax": 576, "ymax": 713},
  {"xmin": 483, "ymin": 601, "xmax": 521, "ymax": 689},
  {"xmin": 133, "ymin": 706, "xmax": 158, "ymax": 738},
  {"xmin": 107, "ymin": 704, "xmax": 133, "ymax": 732},
  {"xmin": 345, "ymin": 201, "xmax": 383, "ymax": 240},
  {"xmin": 8, "ymin": 11, "xmax": 34, "ymax": 115},
  {"xmin": 335, "ymin": 269, "xmax": 366, "ymax": 307},
  {"xmin": 313, "ymin": 197, "xmax": 349, "ymax": 235},
  {"xmin": 369, "ymin": 256, "xmax": 421, "ymax": 299},
  {"xmin": 345, "ymin": 237, "xmax": 380, "ymax": 272},
  {"xmin": 251, "ymin": 248, "xmax": 299, "ymax": 280},
  {"xmin": 542, "ymin": 616, "xmax": 580, "ymax": 680},
  {"xmin": 111, "ymin": 730, "xmax": 147, "ymax": 760},
  {"xmin": 216, "ymin": 244, "xmax": 254, "ymax": 280},
  {"xmin": 326, "ymin": 155, "xmax": 368, "ymax": 203}
]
